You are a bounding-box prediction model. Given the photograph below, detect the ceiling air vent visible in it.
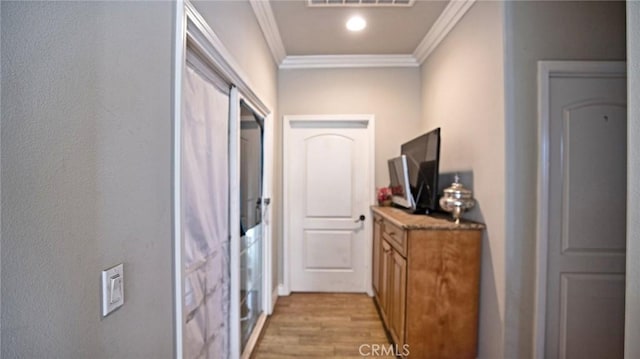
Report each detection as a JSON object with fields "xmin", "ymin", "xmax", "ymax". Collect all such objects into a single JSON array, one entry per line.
[{"xmin": 308, "ymin": 0, "xmax": 415, "ymax": 7}]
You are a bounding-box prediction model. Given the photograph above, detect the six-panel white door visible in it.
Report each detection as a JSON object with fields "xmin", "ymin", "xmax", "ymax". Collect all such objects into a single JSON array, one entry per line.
[{"xmin": 285, "ymin": 116, "xmax": 373, "ymax": 293}]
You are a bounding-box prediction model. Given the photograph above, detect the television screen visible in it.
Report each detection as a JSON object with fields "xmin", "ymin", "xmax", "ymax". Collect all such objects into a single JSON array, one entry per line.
[
  {"xmin": 400, "ymin": 128, "xmax": 441, "ymax": 214},
  {"xmin": 387, "ymin": 155, "xmax": 413, "ymax": 209}
]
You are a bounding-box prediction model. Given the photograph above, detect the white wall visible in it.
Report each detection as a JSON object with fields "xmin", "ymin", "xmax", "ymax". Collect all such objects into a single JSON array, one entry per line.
[
  {"xmin": 420, "ymin": 2, "xmax": 506, "ymax": 358},
  {"xmin": 192, "ymin": 1, "xmax": 277, "ymax": 112},
  {"xmin": 504, "ymin": 1, "xmax": 626, "ymax": 357},
  {"xmin": 1, "ymin": 2, "xmax": 173, "ymax": 357},
  {"xmin": 278, "ymin": 67, "xmax": 422, "ymax": 281},
  {"xmin": 279, "ymin": 67, "xmax": 422, "ymax": 186},
  {"xmin": 192, "ymin": 0, "xmax": 280, "ymax": 294},
  {"xmin": 626, "ymin": 2, "xmax": 640, "ymax": 357}
]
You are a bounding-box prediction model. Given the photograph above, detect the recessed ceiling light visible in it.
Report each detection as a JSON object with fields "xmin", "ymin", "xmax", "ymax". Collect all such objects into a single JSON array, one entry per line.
[{"xmin": 346, "ymin": 16, "xmax": 366, "ymax": 32}]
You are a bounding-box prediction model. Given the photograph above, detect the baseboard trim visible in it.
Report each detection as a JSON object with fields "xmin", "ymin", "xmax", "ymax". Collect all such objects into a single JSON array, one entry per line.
[
  {"xmin": 277, "ymin": 284, "xmax": 291, "ymax": 296},
  {"xmin": 271, "ymin": 287, "xmax": 278, "ymax": 313}
]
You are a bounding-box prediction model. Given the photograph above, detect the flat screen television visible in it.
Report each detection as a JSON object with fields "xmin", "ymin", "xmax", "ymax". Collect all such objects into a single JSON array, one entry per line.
[
  {"xmin": 387, "ymin": 155, "xmax": 414, "ymax": 210},
  {"xmin": 401, "ymin": 128, "xmax": 441, "ymax": 214}
]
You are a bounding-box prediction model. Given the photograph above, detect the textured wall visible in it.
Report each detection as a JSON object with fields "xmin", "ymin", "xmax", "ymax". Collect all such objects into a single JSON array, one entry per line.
[
  {"xmin": 626, "ymin": 2, "xmax": 640, "ymax": 357},
  {"xmin": 420, "ymin": 2, "xmax": 506, "ymax": 358},
  {"xmin": 503, "ymin": 2, "xmax": 626, "ymax": 357},
  {"xmin": 192, "ymin": 1, "xmax": 277, "ymax": 113},
  {"xmin": 1, "ymin": 2, "xmax": 173, "ymax": 357}
]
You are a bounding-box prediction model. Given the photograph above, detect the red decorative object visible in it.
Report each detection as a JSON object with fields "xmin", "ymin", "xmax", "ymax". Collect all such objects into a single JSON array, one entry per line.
[{"xmin": 377, "ymin": 187, "xmax": 392, "ymax": 206}]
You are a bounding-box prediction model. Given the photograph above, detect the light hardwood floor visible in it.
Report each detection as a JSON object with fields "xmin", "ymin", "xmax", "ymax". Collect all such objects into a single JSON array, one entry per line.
[{"xmin": 251, "ymin": 293, "xmax": 395, "ymax": 359}]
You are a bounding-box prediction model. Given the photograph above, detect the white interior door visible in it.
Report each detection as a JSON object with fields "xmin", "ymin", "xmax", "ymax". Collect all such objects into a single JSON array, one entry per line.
[
  {"xmin": 284, "ymin": 115, "xmax": 374, "ymax": 293},
  {"xmin": 541, "ymin": 62, "xmax": 626, "ymax": 359}
]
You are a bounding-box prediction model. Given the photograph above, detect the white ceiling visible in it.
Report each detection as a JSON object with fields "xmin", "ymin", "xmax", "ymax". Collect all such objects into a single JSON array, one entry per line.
[
  {"xmin": 269, "ymin": 0, "xmax": 449, "ymax": 56},
  {"xmin": 249, "ymin": 0, "xmax": 474, "ymax": 68}
]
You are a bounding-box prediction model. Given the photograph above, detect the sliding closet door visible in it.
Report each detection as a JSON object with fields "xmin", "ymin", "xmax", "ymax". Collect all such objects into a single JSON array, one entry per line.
[
  {"xmin": 176, "ymin": 5, "xmax": 274, "ymax": 358},
  {"xmin": 239, "ymin": 103, "xmax": 265, "ymax": 353},
  {"xmin": 230, "ymin": 92, "xmax": 271, "ymax": 358},
  {"xmin": 182, "ymin": 65, "xmax": 230, "ymax": 359}
]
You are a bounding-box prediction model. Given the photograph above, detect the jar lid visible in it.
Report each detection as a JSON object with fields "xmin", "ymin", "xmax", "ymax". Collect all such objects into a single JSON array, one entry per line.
[{"xmin": 442, "ymin": 175, "xmax": 473, "ymax": 198}]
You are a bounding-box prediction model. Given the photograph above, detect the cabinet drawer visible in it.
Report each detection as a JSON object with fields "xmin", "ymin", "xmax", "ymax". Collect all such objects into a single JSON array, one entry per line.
[{"xmin": 382, "ymin": 220, "xmax": 407, "ymax": 257}]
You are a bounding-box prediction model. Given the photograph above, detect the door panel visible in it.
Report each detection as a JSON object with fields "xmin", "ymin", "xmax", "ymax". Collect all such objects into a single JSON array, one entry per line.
[
  {"xmin": 562, "ymin": 104, "xmax": 627, "ymax": 254},
  {"xmin": 545, "ymin": 73, "xmax": 626, "ymax": 359},
  {"xmin": 286, "ymin": 117, "xmax": 372, "ymax": 293},
  {"xmin": 389, "ymin": 250, "xmax": 407, "ymax": 347},
  {"xmin": 239, "ymin": 105, "xmax": 265, "ymax": 355},
  {"xmin": 240, "ymin": 117, "xmax": 262, "ymax": 229},
  {"xmin": 559, "ymin": 274, "xmax": 625, "ymax": 359},
  {"xmin": 380, "ymin": 239, "xmax": 391, "ymax": 314},
  {"xmin": 182, "ymin": 66, "xmax": 231, "ymax": 359},
  {"xmin": 304, "ymin": 230, "xmax": 353, "ymax": 269},
  {"xmin": 305, "ymin": 135, "xmax": 354, "ymax": 216},
  {"xmin": 372, "ymin": 217, "xmax": 382, "ymax": 297}
]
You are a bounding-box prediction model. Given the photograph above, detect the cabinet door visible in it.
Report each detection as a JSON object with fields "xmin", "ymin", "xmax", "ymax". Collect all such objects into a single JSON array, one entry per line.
[
  {"xmin": 372, "ymin": 216, "xmax": 383, "ymax": 298},
  {"xmin": 380, "ymin": 239, "xmax": 392, "ymax": 314},
  {"xmin": 389, "ymin": 249, "xmax": 407, "ymax": 348}
]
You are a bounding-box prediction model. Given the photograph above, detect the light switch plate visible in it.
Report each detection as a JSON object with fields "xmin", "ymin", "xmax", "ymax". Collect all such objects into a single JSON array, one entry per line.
[{"xmin": 101, "ymin": 263, "xmax": 124, "ymax": 317}]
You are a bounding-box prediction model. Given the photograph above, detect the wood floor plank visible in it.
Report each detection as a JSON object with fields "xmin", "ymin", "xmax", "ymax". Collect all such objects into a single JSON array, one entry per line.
[{"xmin": 250, "ymin": 293, "xmax": 395, "ymax": 359}]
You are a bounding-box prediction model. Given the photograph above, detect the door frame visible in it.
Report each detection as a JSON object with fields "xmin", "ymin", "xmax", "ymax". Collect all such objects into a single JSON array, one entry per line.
[
  {"xmin": 534, "ymin": 60, "xmax": 627, "ymax": 359},
  {"xmin": 281, "ymin": 114, "xmax": 376, "ymax": 296}
]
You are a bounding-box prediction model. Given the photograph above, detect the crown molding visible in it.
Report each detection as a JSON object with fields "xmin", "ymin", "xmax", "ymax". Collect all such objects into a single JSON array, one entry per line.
[
  {"xmin": 307, "ymin": 0, "xmax": 416, "ymax": 7},
  {"xmin": 249, "ymin": 0, "xmax": 286, "ymax": 65},
  {"xmin": 413, "ymin": 0, "xmax": 476, "ymax": 64},
  {"xmin": 184, "ymin": 1, "xmax": 270, "ymax": 116},
  {"xmin": 252, "ymin": 0, "xmax": 474, "ymax": 69},
  {"xmin": 279, "ymin": 54, "xmax": 420, "ymax": 69}
]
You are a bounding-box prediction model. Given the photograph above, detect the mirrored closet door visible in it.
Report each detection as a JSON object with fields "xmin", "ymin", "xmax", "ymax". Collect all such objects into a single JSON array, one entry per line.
[{"xmin": 238, "ymin": 100, "xmax": 266, "ymax": 356}]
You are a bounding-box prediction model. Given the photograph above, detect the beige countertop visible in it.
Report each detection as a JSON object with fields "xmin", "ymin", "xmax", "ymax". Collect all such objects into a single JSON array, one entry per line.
[{"xmin": 371, "ymin": 206, "xmax": 485, "ymax": 230}]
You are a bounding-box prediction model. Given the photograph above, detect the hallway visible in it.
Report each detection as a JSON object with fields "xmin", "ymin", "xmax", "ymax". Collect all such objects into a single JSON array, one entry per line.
[{"xmin": 251, "ymin": 293, "xmax": 395, "ymax": 358}]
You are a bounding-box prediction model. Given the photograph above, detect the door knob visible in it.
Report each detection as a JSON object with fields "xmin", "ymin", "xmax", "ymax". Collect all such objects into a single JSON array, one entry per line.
[{"xmin": 354, "ymin": 214, "xmax": 366, "ymax": 223}]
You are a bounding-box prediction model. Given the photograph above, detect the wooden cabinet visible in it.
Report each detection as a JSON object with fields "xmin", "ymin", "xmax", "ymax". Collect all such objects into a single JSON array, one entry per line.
[
  {"xmin": 388, "ymin": 249, "xmax": 406, "ymax": 347},
  {"xmin": 371, "ymin": 207, "xmax": 484, "ymax": 359},
  {"xmin": 372, "ymin": 215, "xmax": 383, "ymax": 299}
]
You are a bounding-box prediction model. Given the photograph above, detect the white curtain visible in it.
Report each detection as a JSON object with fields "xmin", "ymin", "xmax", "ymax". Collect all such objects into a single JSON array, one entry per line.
[{"xmin": 182, "ymin": 65, "xmax": 230, "ymax": 359}]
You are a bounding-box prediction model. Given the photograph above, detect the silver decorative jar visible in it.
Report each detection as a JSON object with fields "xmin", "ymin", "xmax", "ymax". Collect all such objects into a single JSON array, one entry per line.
[{"xmin": 439, "ymin": 175, "xmax": 475, "ymax": 224}]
